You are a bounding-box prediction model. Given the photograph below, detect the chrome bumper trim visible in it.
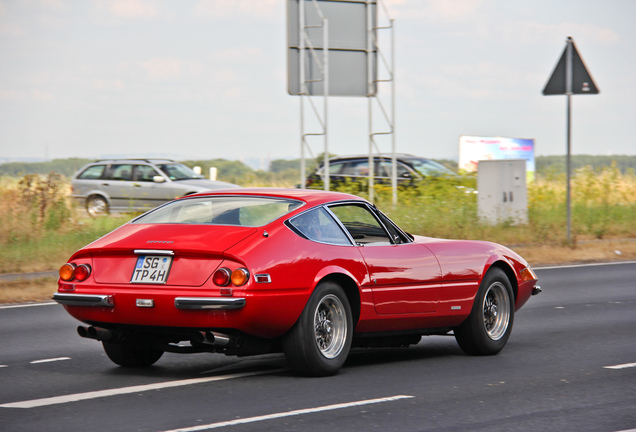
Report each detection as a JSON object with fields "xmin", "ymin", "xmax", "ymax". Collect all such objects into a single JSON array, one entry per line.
[
  {"xmin": 532, "ymin": 285, "xmax": 542, "ymax": 295},
  {"xmin": 174, "ymin": 297, "xmax": 246, "ymax": 310},
  {"xmin": 53, "ymin": 293, "xmax": 114, "ymax": 307}
]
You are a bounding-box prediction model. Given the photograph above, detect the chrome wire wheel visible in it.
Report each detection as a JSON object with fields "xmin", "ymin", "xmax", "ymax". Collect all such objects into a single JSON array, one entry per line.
[
  {"xmin": 483, "ymin": 281, "xmax": 511, "ymax": 341},
  {"xmin": 314, "ymin": 294, "xmax": 347, "ymax": 359}
]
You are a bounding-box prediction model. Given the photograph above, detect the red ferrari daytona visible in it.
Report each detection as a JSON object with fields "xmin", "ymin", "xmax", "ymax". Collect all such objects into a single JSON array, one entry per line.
[{"xmin": 54, "ymin": 188, "xmax": 541, "ymax": 376}]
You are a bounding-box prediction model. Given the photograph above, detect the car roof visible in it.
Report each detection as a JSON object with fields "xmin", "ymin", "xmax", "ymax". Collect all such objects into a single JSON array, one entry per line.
[
  {"xmin": 326, "ymin": 153, "xmax": 424, "ymax": 162},
  {"xmin": 89, "ymin": 159, "xmax": 177, "ymax": 164},
  {"xmin": 186, "ymin": 187, "xmax": 367, "ymax": 207}
]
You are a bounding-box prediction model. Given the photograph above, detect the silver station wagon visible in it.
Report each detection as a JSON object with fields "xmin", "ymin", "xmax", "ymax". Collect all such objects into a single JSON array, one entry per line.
[{"xmin": 71, "ymin": 159, "xmax": 239, "ymax": 216}]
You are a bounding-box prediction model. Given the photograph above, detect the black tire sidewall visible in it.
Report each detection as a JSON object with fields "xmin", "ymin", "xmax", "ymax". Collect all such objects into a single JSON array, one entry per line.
[
  {"xmin": 102, "ymin": 341, "xmax": 163, "ymax": 367},
  {"xmin": 283, "ymin": 281, "xmax": 353, "ymax": 376},
  {"xmin": 455, "ymin": 267, "xmax": 515, "ymax": 355}
]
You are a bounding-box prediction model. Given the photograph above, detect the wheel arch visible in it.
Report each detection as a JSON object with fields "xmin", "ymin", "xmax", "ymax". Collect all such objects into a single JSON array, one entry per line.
[
  {"xmin": 485, "ymin": 260, "xmax": 518, "ymax": 303},
  {"xmin": 86, "ymin": 192, "xmax": 110, "ymax": 203},
  {"xmin": 316, "ymin": 273, "xmax": 361, "ymax": 329}
]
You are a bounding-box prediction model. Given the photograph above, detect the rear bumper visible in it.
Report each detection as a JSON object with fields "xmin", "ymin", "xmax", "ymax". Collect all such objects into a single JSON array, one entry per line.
[
  {"xmin": 53, "ymin": 285, "xmax": 309, "ymax": 339},
  {"xmin": 53, "ymin": 293, "xmax": 115, "ymax": 307},
  {"xmin": 174, "ymin": 297, "xmax": 245, "ymax": 310},
  {"xmin": 53, "ymin": 293, "xmax": 246, "ymax": 310}
]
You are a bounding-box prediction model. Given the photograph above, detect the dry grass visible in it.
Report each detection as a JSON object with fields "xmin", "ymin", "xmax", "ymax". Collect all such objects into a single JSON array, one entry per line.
[
  {"xmin": 0, "ymin": 277, "xmax": 58, "ymax": 304},
  {"xmin": 512, "ymin": 240, "xmax": 636, "ymax": 267}
]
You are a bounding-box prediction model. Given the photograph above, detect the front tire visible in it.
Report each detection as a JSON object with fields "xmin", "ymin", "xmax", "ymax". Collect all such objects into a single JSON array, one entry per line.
[
  {"xmin": 283, "ymin": 281, "xmax": 353, "ymax": 376},
  {"xmin": 102, "ymin": 341, "xmax": 163, "ymax": 367},
  {"xmin": 454, "ymin": 267, "xmax": 514, "ymax": 355}
]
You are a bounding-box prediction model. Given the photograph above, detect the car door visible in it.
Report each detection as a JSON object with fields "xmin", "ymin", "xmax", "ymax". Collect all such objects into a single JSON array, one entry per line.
[
  {"xmin": 376, "ymin": 159, "xmax": 417, "ymax": 185},
  {"xmin": 132, "ymin": 164, "xmax": 177, "ymax": 209},
  {"xmin": 100, "ymin": 164, "xmax": 135, "ymax": 211},
  {"xmin": 328, "ymin": 203, "xmax": 442, "ymax": 314}
]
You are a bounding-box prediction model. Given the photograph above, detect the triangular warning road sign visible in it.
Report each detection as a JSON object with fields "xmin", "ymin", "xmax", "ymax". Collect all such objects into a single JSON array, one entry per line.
[{"xmin": 543, "ymin": 37, "xmax": 599, "ymax": 95}]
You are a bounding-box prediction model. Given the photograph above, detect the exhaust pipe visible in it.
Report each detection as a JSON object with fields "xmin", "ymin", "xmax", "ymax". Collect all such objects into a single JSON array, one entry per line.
[
  {"xmin": 77, "ymin": 326, "xmax": 113, "ymax": 341},
  {"xmin": 192, "ymin": 331, "xmax": 232, "ymax": 347}
]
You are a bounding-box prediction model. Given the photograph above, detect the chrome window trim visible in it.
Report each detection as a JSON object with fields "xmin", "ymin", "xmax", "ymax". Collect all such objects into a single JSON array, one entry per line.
[{"xmin": 285, "ymin": 205, "xmax": 355, "ymax": 247}]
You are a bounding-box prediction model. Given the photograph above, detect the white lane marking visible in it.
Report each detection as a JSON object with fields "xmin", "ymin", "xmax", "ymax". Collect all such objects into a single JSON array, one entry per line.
[
  {"xmin": 30, "ymin": 357, "xmax": 71, "ymax": 364},
  {"xmin": 0, "ymin": 301, "xmax": 57, "ymax": 310},
  {"xmin": 161, "ymin": 395, "xmax": 415, "ymax": 432},
  {"xmin": 0, "ymin": 365, "xmax": 7, "ymax": 368},
  {"xmin": 0, "ymin": 369, "xmax": 282, "ymax": 409},
  {"xmin": 604, "ymin": 362, "xmax": 636, "ymax": 370},
  {"xmin": 535, "ymin": 260, "xmax": 636, "ymax": 270}
]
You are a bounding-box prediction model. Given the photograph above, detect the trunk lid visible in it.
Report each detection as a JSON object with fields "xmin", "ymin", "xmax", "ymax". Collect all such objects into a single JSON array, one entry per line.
[{"xmin": 82, "ymin": 223, "xmax": 257, "ymax": 286}]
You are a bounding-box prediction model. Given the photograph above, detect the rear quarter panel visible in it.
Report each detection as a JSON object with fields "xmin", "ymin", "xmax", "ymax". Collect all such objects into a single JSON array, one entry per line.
[{"xmin": 226, "ymin": 222, "xmax": 370, "ymax": 336}]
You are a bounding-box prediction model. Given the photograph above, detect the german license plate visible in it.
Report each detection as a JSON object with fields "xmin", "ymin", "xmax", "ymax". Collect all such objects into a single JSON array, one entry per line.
[{"xmin": 131, "ymin": 256, "xmax": 172, "ymax": 284}]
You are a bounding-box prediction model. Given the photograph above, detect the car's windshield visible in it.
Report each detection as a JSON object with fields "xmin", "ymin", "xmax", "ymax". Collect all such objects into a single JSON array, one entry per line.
[
  {"xmin": 157, "ymin": 163, "xmax": 203, "ymax": 181},
  {"xmin": 409, "ymin": 159, "xmax": 455, "ymax": 176},
  {"xmin": 133, "ymin": 196, "xmax": 304, "ymax": 227}
]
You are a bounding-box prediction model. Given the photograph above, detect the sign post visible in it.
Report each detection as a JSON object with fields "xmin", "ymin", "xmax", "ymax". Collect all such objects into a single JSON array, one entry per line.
[{"xmin": 543, "ymin": 37, "xmax": 599, "ymax": 243}]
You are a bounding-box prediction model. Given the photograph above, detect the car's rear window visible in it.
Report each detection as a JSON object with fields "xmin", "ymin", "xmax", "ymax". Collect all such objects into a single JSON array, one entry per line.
[
  {"xmin": 77, "ymin": 165, "xmax": 106, "ymax": 179},
  {"xmin": 132, "ymin": 196, "xmax": 304, "ymax": 227}
]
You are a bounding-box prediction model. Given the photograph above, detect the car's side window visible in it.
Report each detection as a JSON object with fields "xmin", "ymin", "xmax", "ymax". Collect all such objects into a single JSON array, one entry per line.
[
  {"xmin": 107, "ymin": 164, "xmax": 133, "ymax": 181},
  {"xmin": 134, "ymin": 165, "xmax": 160, "ymax": 182},
  {"xmin": 342, "ymin": 160, "xmax": 369, "ymax": 177},
  {"xmin": 376, "ymin": 160, "xmax": 411, "ymax": 178},
  {"xmin": 327, "ymin": 162, "xmax": 346, "ymax": 175},
  {"xmin": 328, "ymin": 204, "xmax": 392, "ymax": 245},
  {"xmin": 288, "ymin": 208, "xmax": 351, "ymax": 246},
  {"xmin": 77, "ymin": 165, "xmax": 106, "ymax": 179},
  {"xmin": 374, "ymin": 208, "xmax": 412, "ymax": 244},
  {"xmin": 397, "ymin": 162, "xmax": 411, "ymax": 178}
]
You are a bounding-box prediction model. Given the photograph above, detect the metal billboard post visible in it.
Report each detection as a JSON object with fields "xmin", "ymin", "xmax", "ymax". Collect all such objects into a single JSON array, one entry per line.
[
  {"xmin": 288, "ymin": 0, "xmax": 390, "ymax": 196},
  {"xmin": 296, "ymin": 0, "xmax": 329, "ymax": 190},
  {"xmin": 367, "ymin": 1, "xmax": 395, "ymax": 204}
]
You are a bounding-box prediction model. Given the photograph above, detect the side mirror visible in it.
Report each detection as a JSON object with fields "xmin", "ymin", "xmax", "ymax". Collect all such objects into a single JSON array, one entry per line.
[{"xmin": 153, "ymin": 176, "xmax": 166, "ymax": 183}]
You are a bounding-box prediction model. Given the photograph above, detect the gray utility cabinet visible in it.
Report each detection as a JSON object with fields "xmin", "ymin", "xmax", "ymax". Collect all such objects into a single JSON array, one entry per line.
[{"xmin": 477, "ymin": 159, "xmax": 528, "ymax": 224}]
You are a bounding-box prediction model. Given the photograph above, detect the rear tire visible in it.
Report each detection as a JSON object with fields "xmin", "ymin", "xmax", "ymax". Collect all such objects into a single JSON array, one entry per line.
[
  {"xmin": 283, "ymin": 281, "xmax": 353, "ymax": 376},
  {"xmin": 454, "ymin": 267, "xmax": 514, "ymax": 355},
  {"xmin": 86, "ymin": 196, "xmax": 109, "ymax": 217},
  {"xmin": 102, "ymin": 341, "xmax": 163, "ymax": 367}
]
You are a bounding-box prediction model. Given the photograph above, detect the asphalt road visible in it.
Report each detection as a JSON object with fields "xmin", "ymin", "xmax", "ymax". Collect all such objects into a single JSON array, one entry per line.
[{"xmin": 1, "ymin": 262, "xmax": 634, "ymax": 432}]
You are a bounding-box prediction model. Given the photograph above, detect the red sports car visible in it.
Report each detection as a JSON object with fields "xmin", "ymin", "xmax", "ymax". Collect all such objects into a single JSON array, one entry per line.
[{"xmin": 54, "ymin": 188, "xmax": 540, "ymax": 376}]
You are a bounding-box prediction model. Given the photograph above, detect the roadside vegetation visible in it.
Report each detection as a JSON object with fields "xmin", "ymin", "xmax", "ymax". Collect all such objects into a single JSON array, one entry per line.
[{"xmin": 1, "ymin": 158, "xmax": 635, "ymax": 303}]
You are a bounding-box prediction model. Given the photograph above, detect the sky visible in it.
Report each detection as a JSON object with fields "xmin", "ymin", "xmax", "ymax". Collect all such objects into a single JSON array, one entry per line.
[{"xmin": 1, "ymin": 0, "xmax": 635, "ymax": 168}]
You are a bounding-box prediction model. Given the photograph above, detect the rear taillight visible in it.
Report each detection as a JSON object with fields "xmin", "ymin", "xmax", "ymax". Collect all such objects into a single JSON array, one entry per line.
[
  {"xmin": 74, "ymin": 264, "xmax": 92, "ymax": 281},
  {"xmin": 213, "ymin": 268, "xmax": 231, "ymax": 286},
  {"xmin": 59, "ymin": 263, "xmax": 76, "ymax": 281},
  {"xmin": 213, "ymin": 267, "xmax": 249, "ymax": 287},
  {"xmin": 231, "ymin": 268, "xmax": 250, "ymax": 286},
  {"xmin": 59, "ymin": 263, "xmax": 92, "ymax": 282}
]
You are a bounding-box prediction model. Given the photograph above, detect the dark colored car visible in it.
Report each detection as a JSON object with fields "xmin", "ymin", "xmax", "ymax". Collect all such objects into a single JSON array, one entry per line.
[
  {"xmin": 54, "ymin": 188, "xmax": 540, "ymax": 376},
  {"xmin": 305, "ymin": 154, "xmax": 457, "ymax": 188},
  {"xmin": 71, "ymin": 159, "xmax": 239, "ymax": 216}
]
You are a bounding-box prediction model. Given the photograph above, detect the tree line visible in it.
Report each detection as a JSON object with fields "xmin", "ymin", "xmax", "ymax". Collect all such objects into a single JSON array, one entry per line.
[{"xmin": 1, "ymin": 155, "xmax": 635, "ymax": 181}]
